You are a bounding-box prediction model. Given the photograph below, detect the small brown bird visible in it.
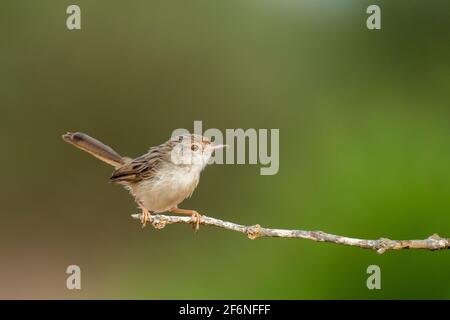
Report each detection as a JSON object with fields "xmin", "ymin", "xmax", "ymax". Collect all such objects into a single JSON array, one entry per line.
[{"xmin": 62, "ymin": 132, "xmax": 227, "ymax": 230}]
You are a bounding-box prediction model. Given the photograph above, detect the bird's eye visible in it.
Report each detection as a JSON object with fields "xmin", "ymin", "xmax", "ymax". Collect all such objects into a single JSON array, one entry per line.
[{"xmin": 191, "ymin": 144, "xmax": 199, "ymax": 151}]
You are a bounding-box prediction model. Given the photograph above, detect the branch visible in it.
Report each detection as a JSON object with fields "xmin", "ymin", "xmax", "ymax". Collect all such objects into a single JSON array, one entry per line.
[{"xmin": 131, "ymin": 213, "xmax": 450, "ymax": 254}]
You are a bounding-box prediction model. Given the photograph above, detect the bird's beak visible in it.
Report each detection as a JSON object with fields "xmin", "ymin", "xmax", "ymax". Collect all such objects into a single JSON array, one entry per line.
[{"xmin": 212, "ymin": 144, "xmax": 228, "ymax": 150}]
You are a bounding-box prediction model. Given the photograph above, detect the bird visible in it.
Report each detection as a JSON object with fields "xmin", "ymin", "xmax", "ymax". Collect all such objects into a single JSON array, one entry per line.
[{"xmin": 62, "ymin": 132, "xmax": 227, "ymax": 230}]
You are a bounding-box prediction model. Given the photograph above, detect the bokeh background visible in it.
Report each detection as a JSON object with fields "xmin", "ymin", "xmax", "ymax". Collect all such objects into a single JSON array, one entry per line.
[{"xmin": 0, "ymin": 0, "xmax": 449, "ymax": 299}]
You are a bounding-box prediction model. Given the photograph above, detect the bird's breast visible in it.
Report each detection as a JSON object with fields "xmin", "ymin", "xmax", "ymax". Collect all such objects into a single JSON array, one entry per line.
[{"xmin": 131, "ymin": 165, "xmax": 200, "ymax": 213}]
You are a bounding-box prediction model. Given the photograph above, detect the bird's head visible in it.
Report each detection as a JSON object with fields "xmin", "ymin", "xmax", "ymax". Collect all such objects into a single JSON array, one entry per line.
[{"xmin": 168, "ymin": 134, "xmax": 227, "ymax": 170}]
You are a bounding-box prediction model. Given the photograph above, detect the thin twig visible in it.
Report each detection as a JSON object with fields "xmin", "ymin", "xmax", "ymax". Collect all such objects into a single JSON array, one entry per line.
[{"xmin": 131, "ymin": 213, "xmax": 450, "ymax": 254}]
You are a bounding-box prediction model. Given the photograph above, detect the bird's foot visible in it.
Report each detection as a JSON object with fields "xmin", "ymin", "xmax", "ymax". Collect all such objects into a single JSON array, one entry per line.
[
  {"xmin": 169, "ymin": 207, "xmax": 202, "ymax": 232},
  {"xmin": 140, "ymin": 207, "xmax": 152, "ymax": 228},
  {"xmin": 191, "ymin": 211, "xmax": 201, "ymax": 232}
]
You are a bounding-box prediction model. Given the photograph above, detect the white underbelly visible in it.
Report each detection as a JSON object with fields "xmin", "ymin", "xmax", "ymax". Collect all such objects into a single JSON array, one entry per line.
[{"xmin": 131, "ymin": 167, "xmax": 200, "ymax": 213}]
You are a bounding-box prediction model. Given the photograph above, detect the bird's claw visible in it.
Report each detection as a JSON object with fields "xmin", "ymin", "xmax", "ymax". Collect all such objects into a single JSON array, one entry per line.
[
  {"xmin": 191, "ymin": 211, "xmax": 201, "ymax": 232},
  {"xmin": 140, "ymin": 210, "xmax": 152, "ymax": 228}
]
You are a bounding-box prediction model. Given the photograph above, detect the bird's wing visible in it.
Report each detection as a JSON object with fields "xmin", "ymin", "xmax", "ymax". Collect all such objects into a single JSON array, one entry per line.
[{"xmin": 110, "ymin": 148, "xmax": 163, "ymax": 184}]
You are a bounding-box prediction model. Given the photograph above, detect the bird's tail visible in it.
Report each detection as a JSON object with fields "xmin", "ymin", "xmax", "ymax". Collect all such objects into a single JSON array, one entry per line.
[{"xmin": 62, "ymin": 132, "xmax": 125, "ymax": 167}]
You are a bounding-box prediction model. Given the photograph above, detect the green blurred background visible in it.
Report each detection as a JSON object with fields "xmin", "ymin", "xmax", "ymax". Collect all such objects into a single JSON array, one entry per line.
[{"xmin": 0, "ymin": 0, "xmax": 449, "ymax": 299}]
